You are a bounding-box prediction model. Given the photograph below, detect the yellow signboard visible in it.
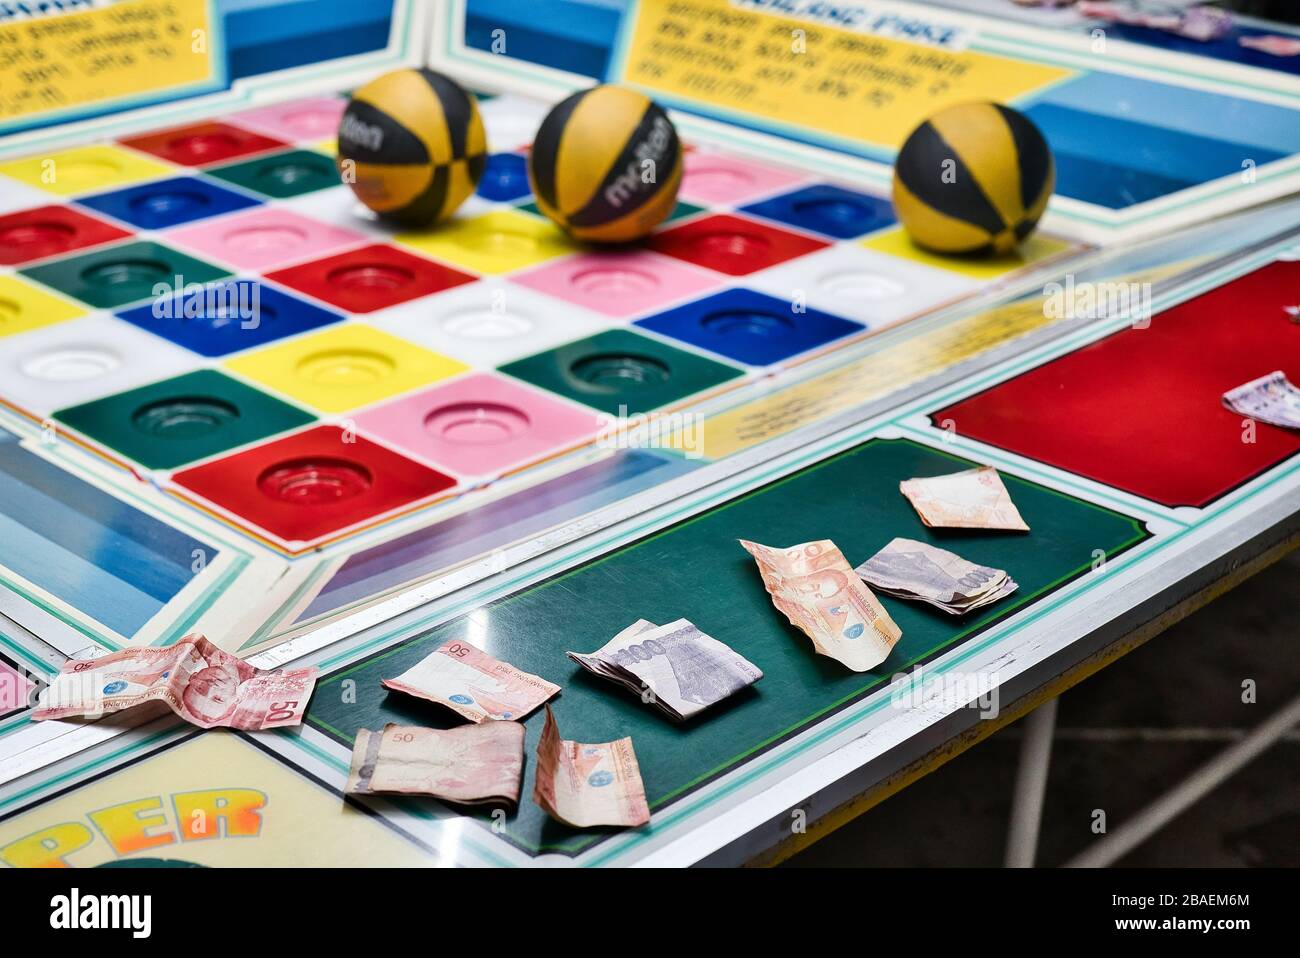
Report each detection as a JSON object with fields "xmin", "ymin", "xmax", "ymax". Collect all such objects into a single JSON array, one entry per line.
[
  {"xmin": 0, "ymin": 0, "xmax": 219, "ymax": 130},
  {"xmin": 677, "ymin": 296, "xmax": 1063, "ymax": 460},
  {"xmin": 618, "ymin": 0, "xmax": 1070, "ymax": 152},
  {"xmin": 0, "ymin": 734, "xmax": 435, "ymax": 867}
]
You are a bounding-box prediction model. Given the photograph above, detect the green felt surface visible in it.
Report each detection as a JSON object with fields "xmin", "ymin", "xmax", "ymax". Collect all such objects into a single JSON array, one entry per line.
[
  {"xmin": 498, "ymin": 328, "xmax": 744, "ymax": 417},
  {"xmin": 205, "ymin": 149, "xmax": 341, "ymax": 199},
  {"xmin": 21, "ymin": 241, "xmax": 231, "ymax": 310},
  {"xmin": 306, "ymin": 438, "xmax": 1146, "ymax": 856},
  {"xmin": 55, "ymin": 370, "xmax": 315, "ymax": 469}
]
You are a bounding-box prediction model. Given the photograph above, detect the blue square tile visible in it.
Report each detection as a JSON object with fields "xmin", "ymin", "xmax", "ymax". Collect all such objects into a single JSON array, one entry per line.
[
  {"xmin": 634, "ymin": 288, "xmax": 864, "ymax": 367},
  {"xmin": 477, "ymin": 153, "xmax": 532, "ymax": 203},
  {"xmin": 740, "ymin": 184, "xmax": 895, "ymax": 239},
  {"xmin": 77, "ymin": 176, "xmax": 261, "ymax": 230},
  {"xmin": 115, "ymin": 279, "xmax": 343, "ymax": 357}
]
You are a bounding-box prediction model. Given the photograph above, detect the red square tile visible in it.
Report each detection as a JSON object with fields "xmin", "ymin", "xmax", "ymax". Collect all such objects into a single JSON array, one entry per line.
[
  {"xmin": 645, "ymin": 213, "xmax": 829, "ymax": 276},
  {"xmin": 266, "ymin": 243, "xmax": 478, "ymax": 313},
  {"xmin": 119, "ymin": 121, "xmax": 287, "ymax": 167},
  {"xmin": 173, "ymin": 425, "xmax": 457, "ymax": 545},
  {"xmin": 0, "ymin": 205, "xmax": 132, "ymax": 265}
]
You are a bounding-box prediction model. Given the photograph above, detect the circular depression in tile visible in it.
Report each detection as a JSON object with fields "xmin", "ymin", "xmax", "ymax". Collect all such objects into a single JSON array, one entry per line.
[
  {"xmin": 80, "ymin": 259, "xmax": 172, "ymax": 288},
  {"xmin": 570, "ymin": 353, "xmax": 670, "ymax": 390},
  {"xmin": 56, "ymin": 158, "xmax": 123, "ymax": 186},
  {"xmin": 257, "ymin": 160, "xmax": 328, "ymax": 189},
  {"xmin": 129, "ymin": 190, "xmax": 210, "ymax": 217},
  {"xmin": 21, "ymin": 347, "xmax": 122, "ymax": 381},
  {"xmin": 279, "ymin": 107, "xmax": 343, "ymax": 138},
  {"xmin": 568, "ymin": 265, "xmax": 660, "ymax": 297},
  {"xmin": 682, "ymin": 165, "xmax": 753, "ymax": 192},
  {"xmin": 791, "ymin": 196, "xmax": 873, "ymax": 230},
  {"xmin": 700, "ymin": 309, "xmax": 794, "ymax": 337},
  {"xmin": 296, "ymin": 348, "xmax": 395, "ymax": 385},
  {"xmin": 819, "ymin": 270, "xmax": 906, "ymax": 301},
  {"xmin": 439, "ymin": 308, "xmax": 533, "ymax": 340},
  {"xmin": 132, "ymin": 397, "xmax": 239, "ymax": 438},
  {"xmin": 424, "ymin": 402, "xmax": 531, "ymax": 444},
  {"xmin": 258, "ymin": 457, "xmax": 372, "ymax": 504},
  {"xmin": 0, "ymin": 220, "xmax": 77, "ymax": 257},
  {"xmin": 170, "ymin": 132, "xmax": 243, "ymax": 159},
  {"xmin": 326, "ymin": 263, "xmax": 414, "ymax": 291},
  {"xmin": 222, "ymin": 224, "xmax": 309, "ymax": 254},
  {"xmin": 460, "ymin": 227, "xmax": 538, "ymax": 255},
  {"xmin": 687, "ymin": 230, "xmax": 771, "ymax": 260}
]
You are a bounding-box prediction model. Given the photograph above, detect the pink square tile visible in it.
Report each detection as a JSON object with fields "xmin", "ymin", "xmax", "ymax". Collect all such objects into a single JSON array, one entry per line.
[
  {"xmin": 510, "ymin": 250, "xmax": 721, "ymax": 319},
  {"xmin": 354, "ymin": 372, "xmax": 603, "ymax": 477},
  {"xmin": 678, "ymin": 151, "xmax": 809, "ymax": 206},
  {"xmin": 165, "ymin": 207, "xmax": 367, "ymax": 271},
  {"xmin": 227, "ymin": 97, "xmax": 347, "ymax": 143}
]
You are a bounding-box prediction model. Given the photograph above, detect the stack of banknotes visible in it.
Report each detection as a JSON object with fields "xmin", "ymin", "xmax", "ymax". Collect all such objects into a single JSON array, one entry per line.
[
  {"xmin": 1222, "ymin": 370, "xmax": 1300, "ymax": 429},
  {"xmin": 358, "ymin": 643, "xmax": 651, "ymax": 826},
  {"xmin": 855, "ymin": 538, "xmax": 1018, "ymax": 615},
  {"xmin": 568, "ymin": 618, "xmax": 762, "ymax": 721},
  {"xmin": 900, "ymin": 466, "xmax": 1030, "ymax": 531}
]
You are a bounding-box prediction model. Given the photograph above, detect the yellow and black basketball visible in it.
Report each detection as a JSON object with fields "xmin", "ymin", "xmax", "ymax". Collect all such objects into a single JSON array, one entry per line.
[
  {"xmin": 337, "ymin": 68, "xmax": 487, "ymax": 227},
  {"xmin": 892, "ymin": 102, "xmax": 1054, "ymax": 256},
  {"xmin": 529, "ymin": 85, "xmax": 683, "ymax": 243}
]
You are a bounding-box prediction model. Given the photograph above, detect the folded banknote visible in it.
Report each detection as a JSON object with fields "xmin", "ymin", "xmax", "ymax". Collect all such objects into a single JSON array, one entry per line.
[
  {"xmin": 1222, "ymin": 370, "xmax": 1300, "ymax": 430},
  {"xmin": 741, "ymin": 538, "xmax": 901, "ymax": 672},
  {"xmin": 899, "ymin": 466, "xmax": 1029, "ymax": 531},
  {"xmin": 569, "ymin": 618, "xmax": 762, "ymax": 721},
  {"xmin": 855, "ymin": 537, "xmax": 1018, "ymax": 615},
  {"xmin": 346, "ymin": 722, "xmax": 525, "ymax": 806},
  {"xmin": 32, "ymin": 634, "xmax": 317, "ymax": 730},
  {"xmin": 532, "ymin": 706, "xmax": 650, "ymax": 828},
  {"xmin": 382, "ymin": 640, "xmax": 560, "ymax": 723}
]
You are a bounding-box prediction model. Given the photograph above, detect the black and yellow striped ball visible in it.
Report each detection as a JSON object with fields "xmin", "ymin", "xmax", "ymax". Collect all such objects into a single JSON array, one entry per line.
[
  {"xmin": 892, "ymin": 102, "xmax": 1054, "ymax": 256},
  {"xmin": 529, "ymin": 85, "xmax": 683, "ymax": 243},
  {"xmin": 336, "ymin": 68, "xmax": 486, "ymax": 227}
]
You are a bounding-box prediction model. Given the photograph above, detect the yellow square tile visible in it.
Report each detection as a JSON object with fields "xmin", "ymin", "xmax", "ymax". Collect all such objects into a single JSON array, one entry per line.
[
  {"xmin": 395, "ymin": 209, "xmax": 579, "ymax": 275},
  {"xmin": 224, "ymin": 324, "xmax": 468, "ymax": 414},
  {"xmin": 0, "ymin": 275, "xmax": 87, "ymax": 339},
  {"xmin": 863, "ymin": 227, "xmax": 1073, "ymax": 282},
  {"xmin": 0, "ymin": 145, "xmax": 175, "ymax": 197}
]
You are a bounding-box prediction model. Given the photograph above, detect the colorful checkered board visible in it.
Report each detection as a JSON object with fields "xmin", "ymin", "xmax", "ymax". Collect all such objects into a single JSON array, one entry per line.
[{"xmin": 0, "ymin": 89, "xmax": 1079, "ymax": 652}]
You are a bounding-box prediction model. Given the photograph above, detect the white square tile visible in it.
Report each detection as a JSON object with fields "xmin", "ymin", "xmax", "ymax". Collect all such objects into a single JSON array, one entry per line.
[
  {"xmin": 368, "ymin": 279, "xmax": 609, "ymax": 367},
  {"xmin": 278, "ymin": 186, "xmax": 399, "ymax": 241},
  {"xmin": 0, "ymin": 314, "xmax": 201, "ymax": 415},
  {"xmin": 746, "ymin": 245, "xmax": 980, "ymax": 330},
  {"xmin": 479, "ymin": 94, "xmax": 551, "ymax": 152},
  {"xmin": 0, "ymin": 179, "xmax": 57, "ymax": 215}
]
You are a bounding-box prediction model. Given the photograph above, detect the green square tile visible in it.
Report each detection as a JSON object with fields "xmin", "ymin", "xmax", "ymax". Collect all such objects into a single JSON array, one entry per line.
[
  {"xmin": 515, "ymin": 198, "xmax": 705, "ymax": 228},
  {"xmin": 55, "ymin": 369, "xmax": 315, "ymax": 469},
  {"xmin": 21, "ymin": 241, "xmax": 231, "ymax": 310},
  {"xmin": 499, "ymin": 328, "xmax": 744, "ymax": 417},
  {"xmin": 205, "ymin": 148, "xmax": 341, "ymax": 198}
]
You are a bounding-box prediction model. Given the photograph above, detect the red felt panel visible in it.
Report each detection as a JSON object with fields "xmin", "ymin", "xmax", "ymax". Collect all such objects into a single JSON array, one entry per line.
[
  {"xmin": 0, "ymin": 205, "xmax": 132, "ymax": 265},
  {"xmin": 265, "ymin": 243, "xmax": 478, "ymax": 313},
  {"xmin": 120, "ymin": 121, "xmax": 287, "ymax": 166},
  {"xmin": 932, "ymin": 260, "xmax": 1300, "ymax": 508},
  {"xmin": 173, "ymin": 425, "xmax": 457, "ymax": 545}
]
